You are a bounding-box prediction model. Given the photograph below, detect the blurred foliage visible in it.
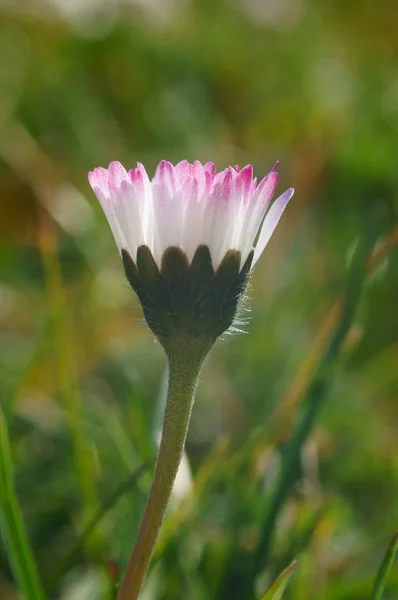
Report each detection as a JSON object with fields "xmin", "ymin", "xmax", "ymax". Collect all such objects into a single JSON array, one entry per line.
[{"xmin": 0, "ymin": 0, "xmax": 397, "ymax": 599}]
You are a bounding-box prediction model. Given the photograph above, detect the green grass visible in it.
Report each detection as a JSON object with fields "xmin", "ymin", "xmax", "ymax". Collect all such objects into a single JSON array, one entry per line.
[{"xmin": 0, "ymin": 409, "xmax": 46, "ymax": 600}]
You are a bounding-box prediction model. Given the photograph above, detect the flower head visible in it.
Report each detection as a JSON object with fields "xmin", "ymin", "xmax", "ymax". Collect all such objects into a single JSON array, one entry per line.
[{"xmin": 88, "ymin": 160, "xmax": 293, "ymax": 349}]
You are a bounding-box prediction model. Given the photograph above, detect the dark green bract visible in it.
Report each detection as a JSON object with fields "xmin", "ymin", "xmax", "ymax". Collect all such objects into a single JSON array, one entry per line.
[{"xmin": 122, "ymin": 245, "xmax": 253, "ymax": 345}]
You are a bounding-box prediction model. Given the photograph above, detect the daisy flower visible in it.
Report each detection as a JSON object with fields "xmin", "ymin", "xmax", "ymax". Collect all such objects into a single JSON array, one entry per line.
[{"xmin": 89, "ymin": 160, "xmax": 293, "ymax": 344}]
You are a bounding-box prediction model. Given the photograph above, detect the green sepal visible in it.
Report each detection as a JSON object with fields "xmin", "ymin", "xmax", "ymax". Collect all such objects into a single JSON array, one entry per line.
[{"xmin": 121, "ymin": 245, "xmax": 253, "ymax": 347}]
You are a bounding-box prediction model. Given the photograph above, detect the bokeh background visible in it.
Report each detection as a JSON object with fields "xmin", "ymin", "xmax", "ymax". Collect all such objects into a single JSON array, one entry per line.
[{"xmin": 1, "ymin": 1, "xmax": 398, "ymax": 599}]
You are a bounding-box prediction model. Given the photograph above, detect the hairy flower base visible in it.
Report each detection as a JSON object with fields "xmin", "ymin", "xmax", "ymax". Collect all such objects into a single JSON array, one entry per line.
[{"xmin": 122, "ymin": 245, "xmax": 253, "ymax": 347}]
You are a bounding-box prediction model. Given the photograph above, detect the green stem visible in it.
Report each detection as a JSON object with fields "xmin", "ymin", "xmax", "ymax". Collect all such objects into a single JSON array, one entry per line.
[{"xmin": 117, "ymin": 342, "xmax": 206, "ymax": 600}]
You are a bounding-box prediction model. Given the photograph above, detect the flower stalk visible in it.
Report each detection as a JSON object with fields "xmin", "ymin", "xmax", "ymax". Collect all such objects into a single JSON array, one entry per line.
[{"xmin": 117, "ymin": 340, "xmax": 207, "ymax": 600}]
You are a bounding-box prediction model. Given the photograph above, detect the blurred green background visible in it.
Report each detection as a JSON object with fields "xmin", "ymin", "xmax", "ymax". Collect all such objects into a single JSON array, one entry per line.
[{"xmin": 0, "ymin": 0, "xmax": 397, "ymax": 599}]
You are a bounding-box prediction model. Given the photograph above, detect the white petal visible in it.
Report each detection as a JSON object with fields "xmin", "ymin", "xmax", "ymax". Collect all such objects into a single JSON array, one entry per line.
[
  {"xmin": 205, "ymin": 168, "xmax": 236, "ymax": 268},
  {"xmin": 239, "ymin": 171, "xmax": 279, "ymax": 265},
  {"xmin": 229, "ymin": 165, "xmax": 254, "ymax": 252},
  {"xmin": 181, "ymin": 162, "xmax": 208, "ymax": 262},
  {"xmin": 91, "ymin": 185, "xmax": 127, "ymax": 252},
  {"xmin": 152, "ymin": 161, "xmax": 184, "ymax": 263},
  {"xmin": 129, "ymin": 163, "xmax": 155, "ymax": 253},
  {"xmin": 252, "ymin": 188, "xmax": 294, "ymax": 267},
  {"xmin": 113, "ymin": 181, "xmax": 146, "ymax": 261},
  {"xmin": 105, "ymin": 162, "xmax": 147, "ymax": 261}
]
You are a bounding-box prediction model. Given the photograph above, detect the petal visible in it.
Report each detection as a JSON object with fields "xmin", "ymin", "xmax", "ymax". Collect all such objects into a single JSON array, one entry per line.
[
  {"xmin": 135, "ymin": 162, "xmax": 150, "ymax": 184},
  {"xmin": 236, "ymin": 164, "xmax": 253, "ymax": 200},
  {"xmin": 175, "ymin": 160, "xmax": 193, "ymax": 184},
  {"xmin": 128, "ymin": 167, "xmax": 144, "ymax": 195},
  {"xmin": 115, "ymin": 179, "xmax": 146, "ymax": 259},
  {"xmin": 89, "ymin": 162, "xmax": 149, "ymax": 260},
  {"xmin": 128, "ymin": 162, "xmax": 155, "ymax": 249},
  {"xmin": 252, "ymin": 187, "xmax": 294, "ymax": 267},
  {"xmin": 108, "ymin": 161, "xmax": 128, "ymax": 191},
  {"xmin": 228, "ymin": 165, "xmax": 254, "ymax": 250},
  {"xmin": 204, "ymin": 161, "xmax": 216, "ymax": 178},
  {"xmin": 152, "ymin": 161, "xmax": 184, "ymax": 259},
  {"xmin": 88, "ymin": 167, "xmax": 110, "ymax": 196},
  {"xmin": 249, "ymin": 176, "xmax": 257, "ymax": 194},
  {"xmin": 271, "ymin": 160, "xmax": 279, "ymax": 172},
  {"xmin": 180, "ymin": 163, "xmax": 208, "ymax": 261},
  {"xmin": 153, "ymin": 160, "xmax": 178, "ymax": 194},
  {"xmin": 238, "ymin": 171, "xmax": 279, "ymax": 264},
  {"xmin": 203, "ymin": 161, "xmax": 216, "ymax": 191},
  {"xmin": 211, "ymin": 167, "xmax": 233, "ymax": 206},
  {"xmin": 89, "ymin": 181, "xmax": 127, "ymax": 251},
  {"xmin": 192, "ymin": 160, "xmax": 205, "ymax": 182},
  {"xmin": 252, "ymin": 171, "xmax": 279, "ymax": 207},
  {"xmin": 206, "ymin": 168, "xmax": 238, "ymax": 267}
]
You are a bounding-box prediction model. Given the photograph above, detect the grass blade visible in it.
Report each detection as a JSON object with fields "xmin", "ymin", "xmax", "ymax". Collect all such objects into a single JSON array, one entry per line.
[
  {"xmin": 260, "ymin": 561, "xmax": 297, "ymax": 600},
  {"xmin": 0, "ymin": 409, "xmax": 46, "ymax": 600},
  {"xmin": 371, "ymin": 533, "xmax": 398, "ymax": 600}
]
